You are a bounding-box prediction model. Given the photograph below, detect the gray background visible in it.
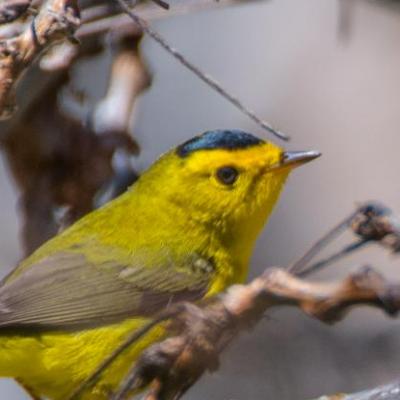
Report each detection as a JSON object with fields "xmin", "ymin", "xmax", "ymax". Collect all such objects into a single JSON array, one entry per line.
[{"xmin": 1, "ymin": 0, "xmax": 400, "ymax": 398}]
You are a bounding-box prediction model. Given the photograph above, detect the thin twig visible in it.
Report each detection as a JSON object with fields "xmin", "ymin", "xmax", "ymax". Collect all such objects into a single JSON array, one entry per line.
[
  {"xmin": 290, "ymin": 202, "xmax": 400, "ymax": 278},
  {"xmin": 149, "ymin": 0, "xmax": 170, "ymax": 10},
  {"xmin": 114, "ymin": 0, "xmax": 289, "ymax": 141},
  {"xmin": 288, "ymin": 210, "xmax": 359, "ymax": 275},
  {"xmin": 297, "ymin": 239, "xmax": 370, "ymax": 278}
]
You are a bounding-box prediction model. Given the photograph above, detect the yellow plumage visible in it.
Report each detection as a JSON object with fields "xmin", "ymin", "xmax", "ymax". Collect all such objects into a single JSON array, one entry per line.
[{"xmin": 0, "ymin": 130, "xmax": 318, "ymax": 399}]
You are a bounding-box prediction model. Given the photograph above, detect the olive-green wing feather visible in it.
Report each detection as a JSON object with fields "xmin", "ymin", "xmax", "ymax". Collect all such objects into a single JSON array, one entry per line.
[{"xmin": 0, "ymin": 251, "xmax": 214, "ymax": 332}]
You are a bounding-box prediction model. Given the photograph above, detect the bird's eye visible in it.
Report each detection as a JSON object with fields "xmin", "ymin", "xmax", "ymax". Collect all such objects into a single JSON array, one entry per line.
[{"xmin": 216, "ymin": 166, "xmax": 239, "ymax": 185}]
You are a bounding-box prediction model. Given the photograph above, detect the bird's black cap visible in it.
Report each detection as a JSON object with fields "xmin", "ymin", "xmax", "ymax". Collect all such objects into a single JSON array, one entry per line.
[{"xmin": 176, "ymin": 130, "xmax": 264, "ymax": 158}]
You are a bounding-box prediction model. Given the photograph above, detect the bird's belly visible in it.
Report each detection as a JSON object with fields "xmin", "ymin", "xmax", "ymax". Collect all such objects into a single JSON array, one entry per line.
[{"xmin": 0, "ymin": 318, "xmax": 165, "ymax": 399}]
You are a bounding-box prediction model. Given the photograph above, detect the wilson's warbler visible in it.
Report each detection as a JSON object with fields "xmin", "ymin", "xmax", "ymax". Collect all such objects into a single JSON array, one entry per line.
[{"xmin": 0, "ymin": 130, "xmax": 319, "ymax": 399}]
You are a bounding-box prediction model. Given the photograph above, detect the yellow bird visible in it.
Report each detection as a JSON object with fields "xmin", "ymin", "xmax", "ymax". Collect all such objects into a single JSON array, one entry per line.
[{"xmin": 0, "ymin": 130, "xmax": 319, "ymax": 399}]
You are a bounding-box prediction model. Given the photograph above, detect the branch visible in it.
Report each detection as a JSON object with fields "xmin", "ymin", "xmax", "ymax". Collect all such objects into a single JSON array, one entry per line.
[
  {"xmin": 0, "ymin": 0, "xmax": 80, "ymax": 119},
  {"xmin": 117, "ymin": 266, "xmax": 399, "ymax": 400},
  {"xmin": 70, "ymin": 264, "xmax": 400, "ymax": 400}
]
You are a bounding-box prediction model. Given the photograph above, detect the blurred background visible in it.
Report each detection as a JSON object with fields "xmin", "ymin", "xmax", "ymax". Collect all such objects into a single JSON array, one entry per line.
[{"xmin": 1, "ymin": 0, "xmax": 400, "ymax": 398}]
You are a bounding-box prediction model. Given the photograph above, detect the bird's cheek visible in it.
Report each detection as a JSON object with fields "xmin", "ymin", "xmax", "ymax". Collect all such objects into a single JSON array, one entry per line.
[{"xmin": 254, "ymin": 174, "xmax": 283, "ymax": 207}]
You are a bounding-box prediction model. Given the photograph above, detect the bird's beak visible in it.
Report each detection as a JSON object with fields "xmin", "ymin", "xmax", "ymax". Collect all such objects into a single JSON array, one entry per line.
[{"xmin": 280, "ymin": 150, "xmax": 321, "ymax": 169}]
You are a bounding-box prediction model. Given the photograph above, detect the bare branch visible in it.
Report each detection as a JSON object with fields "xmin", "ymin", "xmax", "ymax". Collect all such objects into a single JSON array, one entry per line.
[
  {"xmin": 0, "ymin": 0, "xmax": 80, "ymax": 119},
  {"xmin": 70, "ymin": 264, "xmax": 400, "ymax": 400},
  {"xmin": 109, "ymin": 265, "xmax": 400, "ymax": 399}
]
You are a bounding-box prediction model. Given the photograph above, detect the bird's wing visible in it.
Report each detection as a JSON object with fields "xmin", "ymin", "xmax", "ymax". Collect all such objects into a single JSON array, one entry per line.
[{"xmin": 0, "ymin": 249, "xmax": 214, "ymax": 332}]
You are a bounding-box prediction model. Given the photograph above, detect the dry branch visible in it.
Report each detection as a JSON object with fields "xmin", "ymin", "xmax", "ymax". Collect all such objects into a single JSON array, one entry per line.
[
  {"xmin": 121, "ymin": 266, "xmax": 399, "ymax": 400},
  {"xmin": 0, "ymin": 0, "xmax": 80, "ymax": 119},
  {"xmin": 68, "ymin": 263, "xmax": 400, "ymax": 400}
]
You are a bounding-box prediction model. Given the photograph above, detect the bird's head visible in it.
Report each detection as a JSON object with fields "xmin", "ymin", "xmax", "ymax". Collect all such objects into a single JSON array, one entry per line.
[{"xmin": 141, "ymin": 130, "xmax": 320, "ymax": 255}]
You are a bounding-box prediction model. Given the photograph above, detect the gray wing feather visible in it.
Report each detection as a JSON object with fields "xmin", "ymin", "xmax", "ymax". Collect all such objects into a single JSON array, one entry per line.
[{"xmin": 0, "ymin": 251, "xmax": 213, "ymax": 331}]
